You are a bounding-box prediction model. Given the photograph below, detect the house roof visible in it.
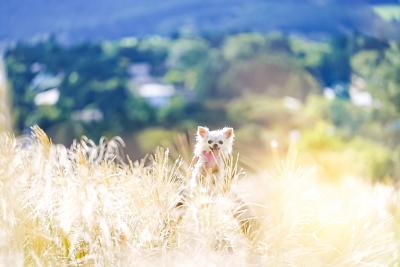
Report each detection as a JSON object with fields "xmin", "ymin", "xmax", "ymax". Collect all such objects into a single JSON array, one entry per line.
[{"xmin": 137, "ymin": 83, "xmax": 175, "ymax": 98}]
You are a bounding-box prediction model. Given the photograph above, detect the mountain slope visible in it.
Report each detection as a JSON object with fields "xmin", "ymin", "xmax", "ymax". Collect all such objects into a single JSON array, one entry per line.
[{"xmin": 0, "ymin": 0, "xmax": 399, "ymax": 42}]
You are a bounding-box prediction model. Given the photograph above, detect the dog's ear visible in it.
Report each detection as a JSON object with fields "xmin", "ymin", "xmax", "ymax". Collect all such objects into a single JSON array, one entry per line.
[
  {"xmin": 197, "ymin": 126, "xmax": 209, "ymax": 138},
  {"xmin": 223, "ymin": 127, "xmax": 234, "ymax": 139}
]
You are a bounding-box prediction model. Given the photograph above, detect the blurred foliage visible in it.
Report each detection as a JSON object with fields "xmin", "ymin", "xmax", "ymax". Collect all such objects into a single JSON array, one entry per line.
[
  {"xmin": 222, "ymin": 33, "xmax": 267, "ymax": 61},
  {"xmin": 226, "ymin": 95, "xmax": 302, "ymax": 129},
  {"xmin": 373, "ymin": 5, "xmax": 400, "ymax": 21},
  {"xmin": 135, "ymin": 128, "xmax": 178, "ymax": 154},
  {"xmin": 218, "ymin": 55, "xmax": 319, "ymax": 99},
  {"xmin": 0, "ymin": 60, "xmax": 11, "ymax": 133},
  {"xmin": 298, "ymin": 122, "xmax": 394, "ymax": 182},
  {"xmin": 4, "ymin": 32, "xmax": 400, "ymax": 181},
  {"xmin": 352, "ymin": 43, "xmax": 400, "ymax": 114},
  {"xmin": 320, "ymin": 36, "xmax": 352, "ymax": 90}
]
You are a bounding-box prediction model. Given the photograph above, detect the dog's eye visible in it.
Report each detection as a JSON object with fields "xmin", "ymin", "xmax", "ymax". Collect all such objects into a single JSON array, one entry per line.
[
  {"xmin": 208, "ymin": 140, "xmax": 213, "ymax": 144},
  {"xmin": 219, "ymin": 141, "xmax": 223, "ymax": 145}
]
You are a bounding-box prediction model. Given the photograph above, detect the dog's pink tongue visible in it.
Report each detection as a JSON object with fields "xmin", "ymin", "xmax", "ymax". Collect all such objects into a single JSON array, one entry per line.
[{"xmin": 203, "ymin": 151, "xmax": 216, "ymax": 168}]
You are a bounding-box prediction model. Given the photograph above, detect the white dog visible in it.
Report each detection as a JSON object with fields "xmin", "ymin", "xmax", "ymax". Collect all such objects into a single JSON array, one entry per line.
[{"xmin": 190, "ymin": 126, "xmax": 234, "ymax": 190}]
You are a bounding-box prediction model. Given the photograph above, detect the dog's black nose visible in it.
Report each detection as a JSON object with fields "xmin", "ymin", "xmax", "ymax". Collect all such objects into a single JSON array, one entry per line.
[{"xmin": 213, "ymin": 144, "xmax": 218, "ymax": 149}]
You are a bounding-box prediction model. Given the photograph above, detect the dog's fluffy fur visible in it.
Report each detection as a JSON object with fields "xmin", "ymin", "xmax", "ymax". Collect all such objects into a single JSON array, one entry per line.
[
  {"xmin": 173, "ymin": 126, "xmax": 257, "ymax": 241},
  {"xmin": 190, "ymin": 126, "xmax": 234, "ymax": 189}
]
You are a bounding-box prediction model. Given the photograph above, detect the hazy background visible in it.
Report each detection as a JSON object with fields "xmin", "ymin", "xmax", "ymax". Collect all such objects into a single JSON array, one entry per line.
[{"xmin": 1, "ymin": 0, "xmax": 400, "ymax": 181}]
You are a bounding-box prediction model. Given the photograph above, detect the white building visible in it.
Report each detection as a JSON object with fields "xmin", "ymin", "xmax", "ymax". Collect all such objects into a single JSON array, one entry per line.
[
  {"xmin": 137, "ymin": 83, "xmax": 176, "ymax": 107},
  {"xmin": 34, "ymin": 88, "xmax": 60, "ymax": 106},
  {"xmin": 349, "ymin": 77, "xmax": 373, "ymax": 107},
  {"xmin": 128, "ymin": 63, "xmax": 177, "ymax": 107},
  {"xmin": 128, "ymin": 63, "xmax": 152, "ymax": 85},
  {"xmin": 31, "ymin": 72, "xmax": 63, "ymax": 91},
  {"xmin": 72, "ymin": 108, "xmax": 103, "ymax": 123}
]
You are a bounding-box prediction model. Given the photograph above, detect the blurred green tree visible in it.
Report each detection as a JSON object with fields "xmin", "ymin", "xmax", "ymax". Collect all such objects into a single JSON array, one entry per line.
[
  {"xmin": 320, "ymin": 36, "xmax": 352, "ymax": 91},
  {"xmin": 352, "ymin": 43, "xmax": 400, "ymax": 114}
]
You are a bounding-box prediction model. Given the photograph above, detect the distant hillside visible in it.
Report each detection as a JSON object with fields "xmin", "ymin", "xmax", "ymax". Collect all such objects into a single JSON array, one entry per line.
[{"xmin": 1, "ymin": 0, "xmax": 399, "ymax": 42}]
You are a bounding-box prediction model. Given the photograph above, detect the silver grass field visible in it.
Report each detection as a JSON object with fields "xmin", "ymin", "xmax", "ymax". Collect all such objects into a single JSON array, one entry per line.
[{"xmin": 0, "ymin": 127, "xmax": 399, "ymax": 267}]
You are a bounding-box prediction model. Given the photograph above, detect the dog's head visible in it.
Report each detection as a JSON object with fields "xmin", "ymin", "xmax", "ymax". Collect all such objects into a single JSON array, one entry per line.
[{"xmin": 195, "ymin": 126, "xmax": 234, "ymax": 156}]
